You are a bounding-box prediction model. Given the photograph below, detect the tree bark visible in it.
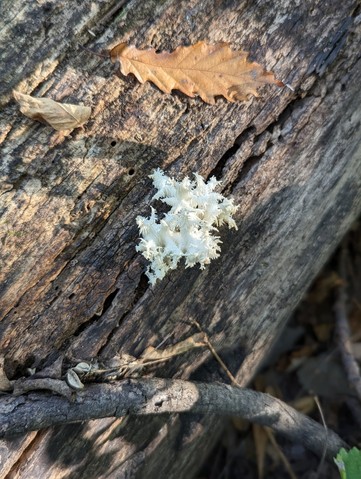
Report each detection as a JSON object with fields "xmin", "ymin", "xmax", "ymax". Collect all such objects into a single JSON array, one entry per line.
[{"xmin": 0, "ymin": 0, "xmax": 360, "ymax": 477}]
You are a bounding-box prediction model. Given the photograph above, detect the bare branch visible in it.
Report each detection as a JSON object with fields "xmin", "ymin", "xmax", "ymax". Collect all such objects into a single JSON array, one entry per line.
[{"xmin": 0, "ymin": 378, "xmax": 347, "ymax": 460}]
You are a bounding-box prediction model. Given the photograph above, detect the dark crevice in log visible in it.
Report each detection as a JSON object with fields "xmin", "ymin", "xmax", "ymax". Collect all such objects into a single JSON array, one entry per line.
[
  {"xmin": 132, "ymin": 272, "xmax": 150, "ymax": 304},
  {"xmin": 272, "ymin": 97, "xmax": 305, "ymax": 134},
  {"xmin": 307, "ymin": 14, "xmax": 355, "ymax": 76},
  {"xmin": 233, "ymin": 125, "xmax": 257, "ymax": 147},
  {"xmin": 94, "ymin": 0, "xmax": 130, "ymax": 31},
  {"xmin": 97, "ymin": 309, "xmax": 133, "ymax": 358},
  {"xmin": 208, "ymin": 144, "xmax": 239, "ymax": 181},
  {"xmin": 72, "ymin": 288, "xmax": 120, "ymax": 339},
  {"xmin": 101, "ymin": 288, "xmax": 122, "ymax": 315},
  {"xmin": 352, "ymin": 2, "xmax": 361, "ymax": 16},
  {"xmin": 226, "ymin": 84, "xmax": 326, "ymax": 194},
  {"xmin": 230, "ymin": 155, "xmax": 264, "ymax": 192},
  {"xmin": 97, "ymin": 272, "xmax": 150, "ymax": 357},
  {"xmin": 8, "ymin": 355, "xmax": 37, "ymax": 380},
  {"xmin": 207, "ymin": 126, "xmax": 256, "ymax": 181},
  {"xmin": 212, "ymin": 90, "xmax": 315, "ymax": 192}
]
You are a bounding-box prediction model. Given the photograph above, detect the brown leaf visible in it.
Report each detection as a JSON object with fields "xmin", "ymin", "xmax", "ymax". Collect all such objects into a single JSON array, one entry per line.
[
  {"xmin": 110, "ymin": 41, "xmax": 283, "ymax": 104},
  {"xmin": 13, "ymin": 90, "xmax": 91, "ymax": 130}
]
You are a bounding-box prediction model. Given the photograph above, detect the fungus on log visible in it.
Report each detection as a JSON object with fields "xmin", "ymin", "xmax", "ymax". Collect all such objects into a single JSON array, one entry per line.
[{"xmin": 0, "ymin": 0, "xmax": 360, "ymax": 477}]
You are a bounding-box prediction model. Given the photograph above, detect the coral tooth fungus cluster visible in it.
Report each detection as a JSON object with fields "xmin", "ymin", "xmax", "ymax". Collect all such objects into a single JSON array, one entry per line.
[{"xmin": 136, "ymin": 169, "xmax": 238, "ymax": 284}]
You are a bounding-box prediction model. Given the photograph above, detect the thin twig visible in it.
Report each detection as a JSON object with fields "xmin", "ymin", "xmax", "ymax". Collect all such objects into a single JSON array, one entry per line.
[
  {"xmin": 192, "ymin": 319, "xmax": 240, "ymax": 386},
  {"xmin": 155, "ymin": 331, "xmax": 175, "ymax": 350},
  {"xmin": 265, "ymin": 427, "xmax": 298, "ymax": 479},
  {"xmin": 314, "ymin": 396, "xmax": 328, "ymax": 478}
]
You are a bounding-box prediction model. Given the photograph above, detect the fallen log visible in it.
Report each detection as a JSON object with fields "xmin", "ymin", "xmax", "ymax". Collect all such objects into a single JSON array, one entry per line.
[{"xmin": 0, "ymin": 0, "xmax": 360, "ymax": 477}]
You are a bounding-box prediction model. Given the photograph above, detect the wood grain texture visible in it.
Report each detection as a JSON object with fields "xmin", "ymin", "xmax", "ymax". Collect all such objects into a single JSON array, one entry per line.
[{"xmin": 0, "ymin": 0, "xmax": 360, "ymax": 477}]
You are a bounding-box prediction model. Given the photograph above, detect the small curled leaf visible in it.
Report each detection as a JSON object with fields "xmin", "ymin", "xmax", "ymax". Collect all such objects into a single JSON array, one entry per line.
[
  {"xmin": 66, "ymin": 369, "xmax": 84, "ymax": 390},
  {"xmin": 13, "ymin": 90, "xmax": 91, "ymax": 130},
  {"xmin": 73, "ymin": 362, "xmax": 92, "ymax": 375}
]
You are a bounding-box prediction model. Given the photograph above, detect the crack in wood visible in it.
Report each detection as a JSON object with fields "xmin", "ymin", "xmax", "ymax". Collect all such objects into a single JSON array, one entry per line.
[
  {"xmin": 71, "ymin": 288, "xmax": 120, "ymax": 339},
  {"xmin": 307, "ymin": 15, "xmax": 355, "ymax": 76},
  {"xmin": 97, "ymin": 272, "xmax": 150, "ymax": 357},
  {"xmin": 225, "ymin": 91, "xmax": 323, "ymax": 194}
]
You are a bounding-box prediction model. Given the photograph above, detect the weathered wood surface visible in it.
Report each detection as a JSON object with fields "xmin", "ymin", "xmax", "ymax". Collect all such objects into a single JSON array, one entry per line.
[{"xmin": 0, "ymin": 0, "xmax": 360, "ymax": 477}]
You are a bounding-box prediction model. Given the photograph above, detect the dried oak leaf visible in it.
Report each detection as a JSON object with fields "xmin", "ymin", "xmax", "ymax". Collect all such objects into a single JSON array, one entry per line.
[
  {"xmin": 110, "ymin": 41, "xmax": 284, "ymax": 104},
  {"xmin": 13, "ymin": 90, "xmax": 91, "ymax": 130}
]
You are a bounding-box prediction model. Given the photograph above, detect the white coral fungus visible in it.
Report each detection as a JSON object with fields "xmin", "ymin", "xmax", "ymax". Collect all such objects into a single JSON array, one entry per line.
[{"xmin": 136, "ymin": 169, "xmax": 238, "ymax": 285}]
